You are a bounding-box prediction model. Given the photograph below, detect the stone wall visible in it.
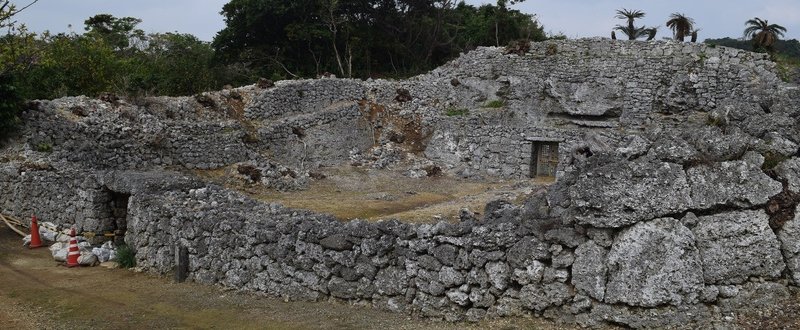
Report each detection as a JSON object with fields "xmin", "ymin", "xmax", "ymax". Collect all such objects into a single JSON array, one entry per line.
[
  {"xmin": 23, "ymin": 96, "xmax": 255, "ymax": 170},
  {"xmin": 12, "ymin": 39, "xmax": 786, "ymax": 180},
  {"xmin": 1, "ymin": 38, "xmax": 799, "ymax": 328},
  {"xmin": 117, "ymin": 176, "xmax": 800, "ymax": 328}
]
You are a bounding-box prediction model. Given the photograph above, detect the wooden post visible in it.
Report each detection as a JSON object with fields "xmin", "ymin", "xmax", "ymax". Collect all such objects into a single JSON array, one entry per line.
[{"xmin": 174, "ymin": 244, "xmax": 189, "ymax": 283}]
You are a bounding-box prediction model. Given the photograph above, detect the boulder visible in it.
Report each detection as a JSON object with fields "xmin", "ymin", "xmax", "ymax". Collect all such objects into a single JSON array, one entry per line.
[
  {"xmin": 506, "ymin": 236, "xmax": 549, "ymax": 268},
  {"xmin": 687, "ymin": 152, "xmax": 782, "ymax": 209},
  {"xmin": 374, "ymin": 267, "xmax": 408, "ymax": 296},
  {"xmin": 776, "ymin": 212, "xmax": 800, "ymax": 285},
  {"xmin": 605, "ymin": 218, "xmax": 703, "ymax": 307},
  {"xmin": 519, "ymin": 282, "xmax": 571, "ymax": 312},
  {"xmin": 569, "ymin": 157, "xmax": 693, "ymax": 228},
  {"xmin": 693, "ymin": 210, "xmax": 785, "ymax": 284},
  {"xmin": 572, "ymin": 241, "xmax": 608, "ymax": 301},
  {"xmin": 774, "ymin": 157, "xmax": 800, "ymax": 193}
]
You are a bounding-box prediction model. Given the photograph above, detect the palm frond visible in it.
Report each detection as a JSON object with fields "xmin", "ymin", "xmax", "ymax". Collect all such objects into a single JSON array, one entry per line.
[{"xmin": 615, "ymin": 8, "xmax": 645, "ymax": 20}]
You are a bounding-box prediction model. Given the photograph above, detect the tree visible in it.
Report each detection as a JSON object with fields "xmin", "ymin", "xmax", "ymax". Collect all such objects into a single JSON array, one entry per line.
[
  {"xmin": 84, "ymin": 14, "xmax": 145, "ymax": 51},
  {"xmin": 666, "ymin": 13, "xmax": 695, "ymax": 42},
  {"xmin": 0, "ymin": 0, "xmax": 37, "ymax": 29},
  {"xmin": 744, "ymin": 17, "xmax": 787, "ymax": 52},
  {"xmin": 0, "ymin": 71, "xmax": 21, "ymax": 139},
  {"xmin": 132, "ymin": 32, "xmax": 218, "ymax": 95},
  {"xmin": 1, "ymin": 0, "xmax": 39, "ymax": 140},
  {"xmin": 614, "ymin": 9, "xmax": 647, "ymax": 40},
  {"xmin": 646, "ymin": 27, "xmax": 658, "ymax": 41},
  {"xmin": 212, "ymin": 0, "xmax": 545, "ymax": 79},
  {"xmin": 19, "ymin": 33, "xmax": 120, "ymax": 99}
]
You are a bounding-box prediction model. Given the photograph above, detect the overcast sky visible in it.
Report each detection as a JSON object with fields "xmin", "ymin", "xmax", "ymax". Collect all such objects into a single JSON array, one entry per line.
[{"xmin": 12, "ymin": 0, "xmax": 800, "ymax": 42}]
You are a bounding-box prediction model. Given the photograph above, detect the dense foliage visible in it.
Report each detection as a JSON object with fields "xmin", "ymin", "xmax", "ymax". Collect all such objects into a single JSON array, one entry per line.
[
  {"xmin": 211, "ymin": 0, "xmax": 546, "ymax": 81},
  {"xmin": 0, "ymin": 73, "xmax": 21, "ymax": 139},
  {"xmin": 744, "ymin": 17, "xmax": 787, "ymax": 52},
  {"xmin": 1, "ymin": 0, "xmax": 31, "ymax": 139},
  {"xmin": 2, "ymin": 0, "xmax": 546, "ymax": 102},
  {"xmin": 13, "ymin": 22, "xmax": 221, "ymax": 99},
  {"xmin": 705, "ymin": 37, "xmax": 800, "ymax": 57}
]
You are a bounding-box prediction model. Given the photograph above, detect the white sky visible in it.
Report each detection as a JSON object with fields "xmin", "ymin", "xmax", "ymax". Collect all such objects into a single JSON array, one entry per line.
[{"xmin": 12, "ymin": 0, "xmax": 800, "ymax": 42}]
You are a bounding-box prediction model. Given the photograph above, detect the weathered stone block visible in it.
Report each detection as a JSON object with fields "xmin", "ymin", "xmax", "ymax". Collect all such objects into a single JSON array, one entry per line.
[
  {"xmin": 776, "ymin": 211, "xmax": 800, "ymax": 285},
  {"xmin": 572, "ymin": 241, "xmax": 607, "ymax": 301},
  {"xmin": 688, "ymin": 153, "xmax": 782, "ymax": 210},
  {"xmin": 570, "ymin": 158, "xmax": 693, "ymax": 228},
  {"xmin": 519, "ymin": 282, "xmax": 571, "ymax": 312},
  {"xmin": 605, "ymin": 218, "xmax": 703, "ymax": 307},
  {"xmin": 693, "ymin": 210, "xmax": 785, "ymax": 284}
]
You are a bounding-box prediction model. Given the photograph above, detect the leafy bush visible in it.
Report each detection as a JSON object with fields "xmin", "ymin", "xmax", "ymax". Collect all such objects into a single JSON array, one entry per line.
[
  {"xmin": 0, "ymin": 74, "xmax": 21, "ymax": 141},
  {"xmin": 116, "ymin": 244, "xmax": 137, "ymax": 268}
]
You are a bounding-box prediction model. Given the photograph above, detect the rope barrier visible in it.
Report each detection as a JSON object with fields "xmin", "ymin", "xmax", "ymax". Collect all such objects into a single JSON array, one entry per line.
[{"xmin": 1, "ymin": 213, "xmax": 126, "ymax": 238}]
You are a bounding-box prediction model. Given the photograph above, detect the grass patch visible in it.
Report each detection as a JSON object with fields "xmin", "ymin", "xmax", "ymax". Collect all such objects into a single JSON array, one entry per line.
[
  {"xmin": 774, "ymin": 53, "xmax": 800, "ymax": 83},
  {"xmin": 445, "ymin": 107, "xmax": 469, "ymax": 116},
  {"xmin": 706, "ymin": 115, "xmax": 724, "ymax": 127},
  {"xmin": 762, "ymin": 151, "xmax": 789, "ymax": 170},
  {"xmin": 484, "ymin": 100, "xmax": 505, "ymax": 108},
  {"xmin": 35, "ymin": 142, "xmax": 52, "ymax": 152},
  {"xmin": 116, "ymin": 244, "xmax": 137, "ymax": 268}
]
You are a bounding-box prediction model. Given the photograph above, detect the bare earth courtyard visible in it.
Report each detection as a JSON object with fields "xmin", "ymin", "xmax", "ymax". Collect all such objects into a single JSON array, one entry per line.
[{"xmin": 198, "ymin": 165, "xmax": 548, "ymax": 224}]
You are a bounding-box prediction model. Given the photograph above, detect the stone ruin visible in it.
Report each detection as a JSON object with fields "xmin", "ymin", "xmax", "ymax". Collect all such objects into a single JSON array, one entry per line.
[{"xmin": 1, "ymin": 38, "xmax": 800, "ymax": 328}]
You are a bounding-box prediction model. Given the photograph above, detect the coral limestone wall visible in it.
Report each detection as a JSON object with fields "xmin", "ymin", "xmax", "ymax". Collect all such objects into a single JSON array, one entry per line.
[{"xmin": 2, "ymin": 39, "xmax": 800, "ymax": 328}]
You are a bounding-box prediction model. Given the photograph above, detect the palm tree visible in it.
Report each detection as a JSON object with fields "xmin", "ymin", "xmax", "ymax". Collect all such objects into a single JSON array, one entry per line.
[
  {"xmin": 744, "ymin": 17, "xmax": 787, "ymax": 51},
  {"xmin": 646, "ymin": 27, "xmax": 658, "ymax": 41},
  {"xmin": 690, "ymin": 30, "xmax": 699, "ymax": 43},
  {"xmin": 614, "ymin": 25, "xmax": 650, "ymax": 40},
  {"xmin": 615, "ymin": 9, "xmax": 646, "ymax": 40},
  {"xmin": 666, "ymin": 13, "xmax": 695, "ymax": 42}
]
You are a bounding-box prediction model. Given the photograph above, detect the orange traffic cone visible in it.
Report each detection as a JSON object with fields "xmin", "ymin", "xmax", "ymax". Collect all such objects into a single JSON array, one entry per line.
[
  {"xmin": 66, "ymin": 228, "xmax": 80, "ymax": 268},
  {"xmin": 29, "ymin": 215, "xmax": 43, "ymax": 249}
]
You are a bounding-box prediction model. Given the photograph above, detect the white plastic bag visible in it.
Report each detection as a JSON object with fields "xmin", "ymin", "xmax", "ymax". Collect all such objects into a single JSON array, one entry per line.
[
  {"xmin": 91, "ymin": 241, "xmax": 118, "ymax": 263},
  {"xmin": 78, "ymin": 251, "xmax": 99, "ymax": 266},
  {"xmin": 50, "ymin": 242, "xmax": 68, "ymax": 262}
]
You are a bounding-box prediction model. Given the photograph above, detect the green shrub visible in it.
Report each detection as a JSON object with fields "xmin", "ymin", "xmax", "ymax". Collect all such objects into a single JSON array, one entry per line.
[
  {"xmin": 762, "ymin": 151, "xmax": 789, "ymax": 170},
  {"xmin": 445, "ymin": 107, "xmax": 469, "ymax": 116},
  {"xmin": 35, "ymin": 142, "xmax": 53, "ymax": 153},
  {"xmin": 485, "ymin": 100, "xmax": 505, "ymax": 108},
  {"xmin": 0, "ymin": 74, "xmax": 22, "ymax": 141},
  {"xmin": 116, "ymin": 244, "xmax": 137, "ymax": 268}
]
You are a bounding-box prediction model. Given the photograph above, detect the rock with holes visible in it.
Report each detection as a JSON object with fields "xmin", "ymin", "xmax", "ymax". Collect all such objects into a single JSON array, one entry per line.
[
  {"xmin": 687, "ymin": 152, "xmax": 782, "ymax": 210},
  {"xmin": 692, "ymin": 210, "xmax": 785, "ymax": 284},
  {"xmin": 568, "ymin": 156, "xmax": 693, "ymax": 228},
  {"xmin": 519, "ymin": 282, "xmax": 572, "ymax": 312},
  {"xmin": 544, "ymin": 78, "xmax": 624, "ymax": 117},
  {"xmin": 605, "ymin": 218, "xmax": 703, "ymax": 307},
  {"xmin": 775, "ymin": 157, "xmax": 800, "ymax": 194},
  {"xmin": 777, "ymin": 212, "xmax": 800, "ymax": 285},
  {"xmin": 572, "ymin": 240, "xmax": 608, "ymax": 301}
]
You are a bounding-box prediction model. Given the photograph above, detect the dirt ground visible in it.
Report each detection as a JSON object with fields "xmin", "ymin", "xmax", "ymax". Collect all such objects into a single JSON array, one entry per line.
[
  {"xmin": 0, "ymin": 226, "xmax": 577, "ymax": 330},
  {"xmin": 199, "ymin": 165, "xmax": 550, "ymax": 224}
]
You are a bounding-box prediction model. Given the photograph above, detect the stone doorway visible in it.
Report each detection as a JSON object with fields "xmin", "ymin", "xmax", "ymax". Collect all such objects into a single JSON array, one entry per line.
[
  {"xmin": 528, "ymin": 139, "xmax": 561, "ymax": 179},
  {"xmin": 108, "ymin": 191, "xmax": 130, "ymax": 244}
]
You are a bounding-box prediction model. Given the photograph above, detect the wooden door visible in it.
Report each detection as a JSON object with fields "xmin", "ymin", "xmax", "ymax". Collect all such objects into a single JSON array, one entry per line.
[{"xmin": 535, "ymin": 142, "xmax": 559, "ymax": 178}]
